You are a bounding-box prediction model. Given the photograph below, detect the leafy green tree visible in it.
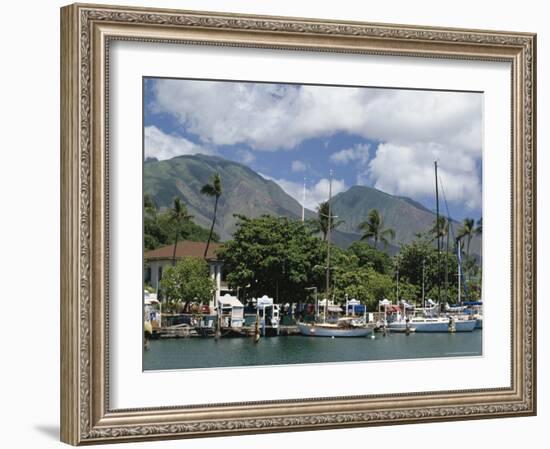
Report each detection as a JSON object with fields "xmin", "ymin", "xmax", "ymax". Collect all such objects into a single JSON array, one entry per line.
[
  {"xmin": 219, "ymin": 215, "xmax": 325, "ymax": 302},
  {"xmin": 200, "ymin": 173, "xmax": 223, "ymax": 258},
  {"xmin": 347, "ymin": 241, "xmax": 392, "ymax": 274},
  {"xmin": 168, "ymin": 198, "xmax": 193, "ymax": 265},
  {"xmin": 358, "ymin": 209, "xmax": 395, "ymax": 249},
  {"xmin": 397, "ymin": 238, "xmax": 459, "ymax": 303},
  {"xmin": 331, "ymin": 260, "xmax": 417, "ymax": 310},
  {"xmin": 160, "ymin": 258, "xmax": 215, "ymax": 311}
]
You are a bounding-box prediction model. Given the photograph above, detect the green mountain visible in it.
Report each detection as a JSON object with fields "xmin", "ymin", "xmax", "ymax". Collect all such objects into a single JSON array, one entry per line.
[
  {"xmin": 144, "ymin": 154, "xmax": 316, "ymax": 241},
  {"xmin": 144, "ymin": 155, "xmax": 481, "ymax": 256},
  {"xmin": 331, "ymin": 185, "xmax": 481, "ymax": 255}
]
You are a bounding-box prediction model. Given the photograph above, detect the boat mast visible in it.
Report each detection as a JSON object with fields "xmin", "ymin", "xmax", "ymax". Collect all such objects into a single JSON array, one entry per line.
[
  {"xmin": 396, "ymin": 262, "xmax": 400, "ymax": 303},
  {"xmin": 422, "ymin": 259, "xmax": 426, "ymax": 308},
  {"xmin": 301, "ymin": 177, "xmax": 306, "ymax": 222},
  {"xmin": 458, "ymin": 251, "xmax": 461, "ymax": 304},
  {"xmin": 445, "ymin": 218, "xmax": 450, "ymax": 302},
  {"xmin": 434, "ymin": 161, "xmax": 441, "ymax": 303},
  {"xmin": 325, "ymin": 170, "xmax": 333, "ymax": 323},
  {"xmin": 456, "ymin": 236, "xmax": 464, "ymax": 305}
]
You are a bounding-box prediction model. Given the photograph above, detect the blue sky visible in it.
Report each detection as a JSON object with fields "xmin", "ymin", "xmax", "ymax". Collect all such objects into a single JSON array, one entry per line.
[{"xmin": 144, "ymin": 77, "xmax": 482, "ymax": 221}]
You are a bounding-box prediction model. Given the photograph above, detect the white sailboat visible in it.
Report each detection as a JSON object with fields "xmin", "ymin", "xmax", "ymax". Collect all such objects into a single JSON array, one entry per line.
[
  {"xmin": 386, "ymin": 162, "xmax": 477, "ymax": 333},
  {"xmin": 298, "ymin": 171, "xmax": 372, "ymax": 338}
]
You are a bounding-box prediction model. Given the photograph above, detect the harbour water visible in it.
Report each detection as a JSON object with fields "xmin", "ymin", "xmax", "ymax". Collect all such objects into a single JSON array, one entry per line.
[{"xmin": 143, "ymin": 330, "xmax": 482, "ymax": 370}]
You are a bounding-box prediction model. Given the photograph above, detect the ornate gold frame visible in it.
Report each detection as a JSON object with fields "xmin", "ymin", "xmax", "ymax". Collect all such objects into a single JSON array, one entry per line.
[{"xmin": 60, "ymin": 3, "xmax": 536, "ymax": 445}]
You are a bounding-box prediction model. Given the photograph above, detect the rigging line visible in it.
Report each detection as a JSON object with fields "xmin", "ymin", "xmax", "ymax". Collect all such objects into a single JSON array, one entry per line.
[
  {"xmin": 440, "ymin": 174, "xmax": 469, "ymax": 299},
  {"xmin": 438, "ymin": 174, "xmax": 456, "ymax": 241}
]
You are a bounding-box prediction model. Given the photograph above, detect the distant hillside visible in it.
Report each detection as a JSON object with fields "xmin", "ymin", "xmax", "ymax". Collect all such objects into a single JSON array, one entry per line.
[
  {"xmin": 144, "ymin": 154, "xmax": 317, "ymax": 241},
  {"xmin": 144, "ymin": 155, "xmax": 481, "ymax": 255},
  {"xmin": 331, "ymin": 185, "xmax": 481, "ymax": 255}
]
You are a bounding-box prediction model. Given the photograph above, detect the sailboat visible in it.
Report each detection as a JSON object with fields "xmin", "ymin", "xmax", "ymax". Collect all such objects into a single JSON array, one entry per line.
[
  {"xmin": 297, "ymin": 171, "xmax": 372, "ymax": 338},
  {"xmin": 387, "ymin": 161, "xmax": 476, "ymax": 333}
]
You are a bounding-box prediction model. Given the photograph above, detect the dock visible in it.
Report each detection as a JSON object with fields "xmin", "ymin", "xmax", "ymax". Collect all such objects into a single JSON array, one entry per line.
[{"xmin": 154, "ymin": 324, "xmax": 301, "ymax": 339}]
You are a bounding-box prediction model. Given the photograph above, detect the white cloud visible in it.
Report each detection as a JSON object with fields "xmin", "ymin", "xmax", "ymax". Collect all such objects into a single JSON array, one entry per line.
[
  {"xmin": 237, "ymin": 149, "xmax": 255, "ymax": 164},
  {"xmin": 262, "ymin": 175, "xmax": 347, "ymax": 211},
  {"xmin": 144, "ymin": 126, "xmax": 210, "ymax": 160},
  {"xmin": 291, "ymin": 160, "xmax": 307, "ymax": 172},
  {"xmin": 368, "ymin": 142, "xmax": 481, "ymax": 210},
  {"xmin": 151, "ymin": 80, "xmax": 481, "ymax": 153},
  {"xmin": 330, "ymin": 143, "xmax": 370, "ymax": 165},
  {"xmin": 149, "ymin": 79, "xmax": 482, "ymax": 209}
]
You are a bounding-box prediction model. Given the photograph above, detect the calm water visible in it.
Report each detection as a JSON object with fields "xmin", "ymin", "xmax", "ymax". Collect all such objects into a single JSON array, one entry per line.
[{"xmin": 143, "ymin": 330, "xmax": 482, "ymax": 370}]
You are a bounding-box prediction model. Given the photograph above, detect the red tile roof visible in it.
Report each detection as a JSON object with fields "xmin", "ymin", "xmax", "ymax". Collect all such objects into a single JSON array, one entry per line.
[{"xmin": 145, "ymin": 241, "xmax": 223, "ymax": 261}]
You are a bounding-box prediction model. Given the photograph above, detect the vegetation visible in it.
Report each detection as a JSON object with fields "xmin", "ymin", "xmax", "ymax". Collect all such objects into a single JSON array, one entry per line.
[
  {"xmin": 200, "ymin": 172, "xmax": 223, "ymax": 258},
  {"xmin": 308, "ymin": 201, "xmax": 344, "ymax": 241},
  {"xmin": 330, "ymin": 247, "xmax": 417, "ymax": 310},
  {"xmin": 429, "ymin": 216, "xmax": 449, "ymax": 243},
  {"xmin": 144, "ymin": 194, "xmax": 218, "ymax": 251},
  {"xmin": 457, "ymin": 217, "xmax": 476, "ymax": 260},
  {"xmin": 168, "ymin": 197, "xmax": 192, "ymax": 265},
  {"xmin": 144, "ymin": 160, "xmax": 483, "ymax": 307},
  {"xmin": 219, "ymin": 215, "xmax": 325, "ymax": 303},
  {"xmin": 347, "ymin": 241, "xmax": 392, "ymax": 275},
  {"xmin": 358, "ymin": 209, "xmax": 395, "ymax": 249},
  {"xmin": 160, "ymin": 258, "xmax": 215, "ymax": 312}
]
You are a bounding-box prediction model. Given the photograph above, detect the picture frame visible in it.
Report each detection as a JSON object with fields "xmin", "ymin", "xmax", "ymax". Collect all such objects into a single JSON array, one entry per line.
[{"xmin": 60, "ymin": 2, "xmax": 536, "ymax": 445}]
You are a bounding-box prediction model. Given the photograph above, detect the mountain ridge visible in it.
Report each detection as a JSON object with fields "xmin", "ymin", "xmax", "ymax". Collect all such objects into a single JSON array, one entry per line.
[{"xmin": 144, "ymin": 154, "xmax": 480, "ymax": 255}]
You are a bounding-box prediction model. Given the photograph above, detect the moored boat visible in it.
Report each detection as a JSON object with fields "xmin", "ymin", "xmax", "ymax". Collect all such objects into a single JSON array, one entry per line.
[
  {"xmin": 297, "ymin": 321, "xmax": 373, "ymax": 338},
  {"xmin": 387, "ymin": 316, "xmax": 476, "ymax": 333}
]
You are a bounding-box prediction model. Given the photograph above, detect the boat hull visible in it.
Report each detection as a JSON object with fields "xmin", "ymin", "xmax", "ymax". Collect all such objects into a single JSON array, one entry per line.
[
  {"xmin": 388, "ymin": 319, "xmax": 477, "ymax": 333},
  {"xmin": 297, "ymin": 322, "xmax": 372, "ymax": 337},
  {"xmin": 452, "ymin": 319, "xmax": 478, "ymax": 332}
]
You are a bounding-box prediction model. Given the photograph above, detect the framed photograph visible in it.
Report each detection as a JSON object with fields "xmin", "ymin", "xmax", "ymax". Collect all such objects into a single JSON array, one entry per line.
[{"xmin": 60, "ymin": 3, "xmax": 536, "ymax": 445}]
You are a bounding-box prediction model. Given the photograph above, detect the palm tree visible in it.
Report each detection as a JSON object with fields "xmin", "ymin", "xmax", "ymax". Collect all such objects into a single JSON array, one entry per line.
[
  {"xmin": 429, "ymin": 216, "xmax": 449, "ymax": 242},
  {"xmin": 169, "ymin": 197, "xmax": 192, "ymax": 265},
  {"xmin": 201, "ymin": 172, "xmax": 223, "ymax": 259},
  {"xmin": 457, "ymin": 217, "xmax": 476, "ymax": 260},
  {"xmin": 475, "ymin": 217, "xmax": 482, "ymax": 235},
  {"xmin": 144, "ymin": 194, "xmax": 157, "ymax": 217},
  {"xmin": 308, "ymin": 201, "xmax": 343, "ymax": 241},
  {"xmin": 358, "ymin": 209, "xmax": 396, "ymax": 250}
]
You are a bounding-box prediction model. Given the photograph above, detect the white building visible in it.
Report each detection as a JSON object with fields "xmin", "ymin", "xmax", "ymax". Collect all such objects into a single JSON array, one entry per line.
[{"xmin": 144, "ymin": 240, "xmax": 230, "ymax": 303}]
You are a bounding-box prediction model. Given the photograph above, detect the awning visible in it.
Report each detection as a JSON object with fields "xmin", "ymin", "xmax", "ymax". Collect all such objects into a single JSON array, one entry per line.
[{"xmin": 218, "ymin": 294, "xmax": 244, "ymax": 308}]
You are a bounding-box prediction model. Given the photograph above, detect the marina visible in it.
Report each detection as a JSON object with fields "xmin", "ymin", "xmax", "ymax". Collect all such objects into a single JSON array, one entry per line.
[
  {"xmin": 143, "ymin": 161, "xmax": 484, "ymax": 369},
  {"xmin": 143, "ymin": 329, "xmax": 482, "ymax": 370}
]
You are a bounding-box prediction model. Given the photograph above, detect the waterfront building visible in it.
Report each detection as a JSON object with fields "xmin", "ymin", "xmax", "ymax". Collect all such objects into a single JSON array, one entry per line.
[{"xmin": 144, "ymin": 240, "xmax": 230, "ymax": 303}]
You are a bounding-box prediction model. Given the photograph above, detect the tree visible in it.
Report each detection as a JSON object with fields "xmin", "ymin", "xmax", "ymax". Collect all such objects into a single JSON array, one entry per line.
[
  {"xmin": 397, "ymin": 237, "xmax": 459, "ymax": 303},
  {"xmin": 358, "ymin": 209, "xmax": 396, "ymax": 249},
  {"xmin": 160, "ymin": 258, "xmax": 215, "ymax": 312},
  {"xmin": 475, "ymin": 217, "xmax": 482, "ymax": 235},
  {"xmin": 201, "ymin": 172, "xmax": 223, "ymax": 258},
  {"xmin": 219, "ymin": 215, "xmax": 325, "ymax": 302},
  {"xmin": 429, "ymin": 216, "xmax": 449, "ymax": 242},
  {"xmin": 331, "ymin": 256, "xmax": 417, "ymax": 310},
  {"xmin": 457, "ymin": 217, "xmax": 476, "ymax": 260},
  {"xmin": 347, "ymin": 241, "xmax": 392, "ymax": 274},
  {"xmin": 144, "ymin": 194, "xmax": 163, "ymax": 250},
  {"xmin": 143, "ymin": 193, "xmax": 219, "ymax": 252},
  {"xmin": 309, "ymin": 201, "xmax": 343, "ymax": 241},
  {"xmin": 168, "ymin": 198, "xmax": 192, "ymax": 265}
]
